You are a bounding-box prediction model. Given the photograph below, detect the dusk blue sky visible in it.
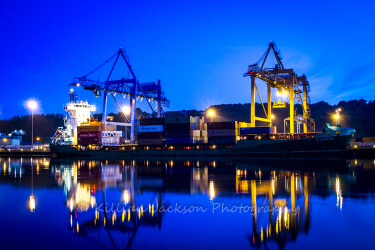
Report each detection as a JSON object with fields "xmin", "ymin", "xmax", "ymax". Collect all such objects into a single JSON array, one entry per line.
[{"xmin": 1, "ymin": 0, "xmax": 374, "ymax": 118}]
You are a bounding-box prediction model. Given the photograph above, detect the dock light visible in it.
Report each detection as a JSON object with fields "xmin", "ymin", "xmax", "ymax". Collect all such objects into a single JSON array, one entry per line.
[
  {"xmin": 27, "ymin": 100, "xmax": 38, "ymax": 146},
  {"xmin": 335, "ymin": 108, "xmax": 341, "ymax": 126},
  {"xmin": 122, "ymin": 106, "xmax": 130, "ymax": 115},
  {"xmin": 3, "ymin": 138, "xmax": 7, "ymax": 142},
  {"xmin": 208, "ymin": 110, "xmax": 215, "ymax": 122},
  {"xmin": 271, "ymin": 115, "xmax": 275, "ymax": 119},
  {"xmin": 36, "ymin": 137, "xmax": 40, "ymax": 142}
]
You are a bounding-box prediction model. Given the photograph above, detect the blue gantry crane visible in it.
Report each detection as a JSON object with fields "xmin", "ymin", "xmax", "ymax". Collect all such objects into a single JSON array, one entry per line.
[{"xmin": 69, "ymin": 48, "xmax": 170, "ymax": 143}]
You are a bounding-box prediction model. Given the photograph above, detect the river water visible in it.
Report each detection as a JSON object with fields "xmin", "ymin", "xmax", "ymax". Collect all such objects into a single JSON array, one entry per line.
[{"xmin": 0, "ymin": 157, "xmax": 374, "ymax": 249}]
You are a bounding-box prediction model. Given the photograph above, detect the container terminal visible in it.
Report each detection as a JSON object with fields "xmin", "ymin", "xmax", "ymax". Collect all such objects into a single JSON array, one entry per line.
[{"xmin": 45, "ymin": 42, "xmax": 356, "ymax": 157}]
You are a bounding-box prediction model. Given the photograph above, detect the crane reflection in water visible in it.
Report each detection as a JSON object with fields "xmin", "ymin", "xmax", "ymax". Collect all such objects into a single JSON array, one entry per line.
[{"xmin": 1, "ymin": 157, "xmax": 374, "ymax": 249}]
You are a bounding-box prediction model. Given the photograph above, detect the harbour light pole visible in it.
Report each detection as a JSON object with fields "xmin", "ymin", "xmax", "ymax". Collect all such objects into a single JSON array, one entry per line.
[
  {"xmin": 335, "ymin": 108, "xmax": 341, "ymax": 126},
  {"xmin": 27, "ymin": 101, "xmax": 37, "ymax": 146},
  {"xmin": 123, "ymin": 106, "xmax": 130, "ymax": 142}
]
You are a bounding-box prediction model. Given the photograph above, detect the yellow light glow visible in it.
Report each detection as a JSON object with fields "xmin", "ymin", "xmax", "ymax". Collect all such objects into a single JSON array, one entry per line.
[
  {"xmin": 36, "ymin": 137, "xmax": 40, "ymax": 141},
  {"xmin": 90, "ymin": 196, "xmax": 95, "ymax": 208},
  {"xmin": 29, "ymin": 195, "xmax": 35, "ymax": 212},
  {"xmin": 77, "ymin": 222, "xmax": 79, "ymax": 233},
  {"xmin": 124, "ymin": 190, "xmax": 129, "ymax": 205},
  {"xmin": 112, "ymin": 212, "xmax": 116, "ymax": 225},
  {"xmin": 209, "ymin": 181, "xmax": 215, "ymax": 200},
  {"xmin": 3, "ymin": 138, "xmax": 7, "ymax": 142},
  {"xmin": 271, "ymin": 115, "xmax": 275, "ymax": 119},
  {"xmin": 122, "ymin": 210, "xmax": 125, "ymax": 222},
  {"xmin": 334, "ymin": 114, "xmax": 339, "ymax": 119},
  {"xmin": 123, "ymin": 106, "xmax": 130, "ymax": 115}
]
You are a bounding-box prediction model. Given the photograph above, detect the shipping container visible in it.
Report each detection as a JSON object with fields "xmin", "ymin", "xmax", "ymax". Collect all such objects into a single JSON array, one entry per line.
[
  {"xmin": 164, "ymin": 123, "xmax": 191, "ymax": 131},
  {"xmin": 190, "ymin": 123, "xmax": 201, "ymax": 130},
  {"xmin": 102, "ymin": 124, "xmax": 117, "ymax": 131},
  {"xmin": 207, "ymin": 121, "xmax": 237, "ymax": 129},
  {"xmin": 140, "ymin": 118, "xmax": 164, "ymax": 125},
  {"xmin": 137, "ymin": 125, "xmax": 164, "ymax": 133},
  {"xmin": 164, "ymin": 131, "xmax": 191, "ymax": 138},
  {"xmin": 137, "ymin": 132, "xmax": 164, "ymax": 139},
  {"xmin": 101, "ymin": 137, "xmax": 121, "ymax": 145},
  {"xmin": 208, "ymin": 129, "xmax": 236, "ymax": 137},
  {"xmin": 77, "ymin": 132, "xmax": 102, "ymax": 138},
  {"xmin": 164, "ymin": 116, "xmax": 196, "ymax": 124},
  {"xmin": 192, "ymin": 130, "xmax": 200, "ymax": 137},
  {"xmin": 202, "ymin": 130, "xmax": 208, "ymax": 137},
  {"xmin": 239, "ymin": 122, "xmax": 251, "ymax": 128},
  {"xmin": 240, "ymin": 126, "xmax": 276, "ymax": 135},
  {"xmin": 78, "ymin": 125, "xmax": 102, "ymax": 132},
  {"xmin": 199, "ymin": 116, "xmax": 208, "ymax": 124},
  {"xmin": 101, "ymin": 131, "xmax": 122, "ymax": 137},
  {"xmin": 208, "ymin": 136, "xmax": 237, "ymax": 144},
  {"xmin": 138, "ymin": 138, "xmax": 164, "ymax": 145},
  {"xmin": 77, "ymin": 138, "xmax": 100, "ymax": 145},
  {"xmin": 362, "ymin": 137, "xmax": 375, "ymax": 143},
  {"xmin": 165, "ymin": 137, "xmax": 191, "ymax": 144}
]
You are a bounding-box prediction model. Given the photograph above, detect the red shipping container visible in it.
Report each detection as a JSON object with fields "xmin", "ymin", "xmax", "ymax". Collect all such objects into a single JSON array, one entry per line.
[
  {"xmin": 78, "ymin": 132, "xmax": 102, "ymax": 138},
  {"xmin": 77, "ymin": 138, "xmax": 100, "ymax": 145}
]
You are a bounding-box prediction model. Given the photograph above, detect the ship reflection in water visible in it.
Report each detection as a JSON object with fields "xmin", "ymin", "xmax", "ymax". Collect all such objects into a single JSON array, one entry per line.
[{"xmin": 0, "ymin": 157, "xmax": 375, "ymax": 249}]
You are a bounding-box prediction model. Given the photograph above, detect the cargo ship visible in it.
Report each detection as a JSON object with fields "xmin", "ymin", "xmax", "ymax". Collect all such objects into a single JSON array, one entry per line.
[{"xmin": 50, "ymin": 113, "xmax": 355, "ymax": 157}]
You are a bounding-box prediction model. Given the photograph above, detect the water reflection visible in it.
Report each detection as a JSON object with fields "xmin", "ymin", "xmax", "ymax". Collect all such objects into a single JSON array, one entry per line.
[{"xmin": 1, "ymin": 157, "xmax": 375, "ymax": 249}]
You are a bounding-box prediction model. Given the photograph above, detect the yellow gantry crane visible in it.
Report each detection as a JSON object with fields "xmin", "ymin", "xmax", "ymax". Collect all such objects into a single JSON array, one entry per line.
[{"xmin": 243, "ymin": 42, "xmax": 315, "ymax": 133}]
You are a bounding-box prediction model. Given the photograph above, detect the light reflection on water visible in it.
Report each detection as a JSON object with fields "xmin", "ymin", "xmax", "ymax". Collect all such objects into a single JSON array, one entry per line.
[{"xmin": 0, "ymin": 157, "xmax": 375, "ymax": 249}]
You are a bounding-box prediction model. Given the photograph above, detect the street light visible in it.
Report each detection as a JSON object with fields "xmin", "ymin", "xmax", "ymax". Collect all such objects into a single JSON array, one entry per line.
[
  {"xmin": 335, "ymin": 108, "xmax": 341, "ymax": 126},
  {"xmin": 123, "ymin": 106, "xmax": 130, "ymax": 142},
  {"xmin": 27, "ymin": 100, "xmax": 37, "ymax": 146},
  {"xmin": 208, "ymin": 110, "xmax": 214, "ymax": 122}
]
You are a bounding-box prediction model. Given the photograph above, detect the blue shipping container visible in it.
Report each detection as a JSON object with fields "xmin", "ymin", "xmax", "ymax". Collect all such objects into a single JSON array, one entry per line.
[
  {"xmin": 240, "ymin": 127, "xmax": 272, "ymax": 135},
  {"xmin": 138, "ymin": 125, "xmax": 164, "ymax": 133}
]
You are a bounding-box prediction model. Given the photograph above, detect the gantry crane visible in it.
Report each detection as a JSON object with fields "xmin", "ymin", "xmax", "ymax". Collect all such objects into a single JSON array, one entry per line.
[
  {"xmin": 69, "ymin": 48, "xmax": 170, "ymax": 143},
  {"xmin": 243, "ymin": 42, "xmax": 315, "ymax": 133}
]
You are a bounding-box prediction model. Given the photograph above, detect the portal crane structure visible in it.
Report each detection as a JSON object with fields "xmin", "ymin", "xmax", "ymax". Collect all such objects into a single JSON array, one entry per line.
[
  {"xmin": 69, "ymin": 48, "xmax": 170, "ymax": 143},
  {"xmin": 243, "ymin": 42, "xmax": 315, "ymax": 133}
]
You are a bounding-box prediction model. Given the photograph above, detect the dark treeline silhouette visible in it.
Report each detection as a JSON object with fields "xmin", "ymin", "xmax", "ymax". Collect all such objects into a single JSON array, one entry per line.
[
  {"xmin": 0, "ymin": 99, "xmax": 373, "ymax": 143},
  {"xmin": 0, "ymin": 114, "xmax": 64, "ymax": 143}
]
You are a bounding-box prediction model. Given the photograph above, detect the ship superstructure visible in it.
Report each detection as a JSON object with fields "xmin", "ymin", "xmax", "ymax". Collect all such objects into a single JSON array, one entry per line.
[{"xmin": 51, "ymin": 90, "xmax": 96, "ymax": 145}]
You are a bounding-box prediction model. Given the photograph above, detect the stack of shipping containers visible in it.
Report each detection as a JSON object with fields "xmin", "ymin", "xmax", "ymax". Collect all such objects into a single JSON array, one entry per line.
[
  {"xmin": 164, "ymin": 116, "xmax": 195, "ymax": 145},
  {"xmin": 137, "ymin": 118, "xmax": 164, "ymax": 146},
  {"xmin": 191, "ymin": 116, "xmax": 208, "ymax": 144},
  {"xmin": 207, "ymin": 121, "xmax": 238, "ymax": 144},
  {"xmin": 77, "ymin": 123, "xmax": 119, "ymax": 146}
]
